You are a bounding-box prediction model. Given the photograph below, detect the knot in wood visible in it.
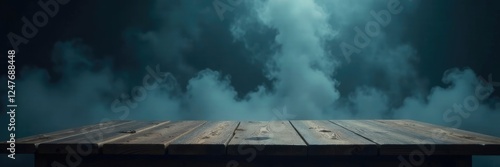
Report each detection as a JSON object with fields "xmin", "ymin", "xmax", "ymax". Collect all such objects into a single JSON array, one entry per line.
[{"xmin": 119, "ymin": 130, "xmax": 136, "ymax": 134}]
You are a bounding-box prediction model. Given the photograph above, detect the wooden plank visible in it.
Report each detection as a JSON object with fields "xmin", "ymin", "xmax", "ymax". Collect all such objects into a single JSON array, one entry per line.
[
  {"xmin": 102, "ymin": 121, "xmax": 206, "ymax": 155},
  {"xmin": 337, "ymin": 120, "xmax": 500, "ymax": 155},
  {"xmin": 403, "ymin": 120, "xmax": 500, "ymax": 144},
  {"xmin": 0, "ymin": 120, "xmax": 132, "ymax": 154},
  {"xmin": 37, "ymin": 121, "xmax": 168, "ymax": 154},
  {"xmin": 331, "ymin": 120, "xmax": 437, "ymax": 155},
  {"xmin": 290, "ymin": 120, "xmax": 377, "ymax": 155},
  {"xmin": 359, "ymin": 120, "xmax": 459, "ymax": 155},
  {"xmin": 377, "ymin": 120, "xmax": 500, "ymax": 155},
  {"xmin": 227, "ymin": 121, "xmax": 307, "ymax": 156},
  {"xmin": 168, "ymin": 121, "xmax": 239, "ymax": 155}
]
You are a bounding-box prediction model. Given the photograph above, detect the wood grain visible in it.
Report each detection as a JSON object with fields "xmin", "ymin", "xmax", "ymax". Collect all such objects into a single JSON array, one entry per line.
[
  {"xmin": 102, "ymin": 121, "xmax": 206, "ymax": 155},
  {"xmin": 37, "ymin": 121, "xmax": 168, "ymax": 154},
  {"xmin": 6, "ymin": 119, "xmax": 500, "ymax": 159},
  {"xmin": 404, "ymin": 120, "xmax": 500, "ymax": 144},
  {"xmin": 0, "ymin": 120, "xmax": 132, "ymax": 154},
  {"xmin": 291, "ymin": 120, "xmax": 377, "ymax": 155},
  {"xmin": 227, "ymin": 121, "xmax": 307, "ymax": 156},
  {"xmin": 376, "ymin": 120, "xmax": 500, "ymax": 155},
  {"xmin": 168, "ymin": 121, "xmax": 239, "ymax": 155},
  {"xmin": 331, "ymin": 120, "xmax": 436, "ymax": 155}
]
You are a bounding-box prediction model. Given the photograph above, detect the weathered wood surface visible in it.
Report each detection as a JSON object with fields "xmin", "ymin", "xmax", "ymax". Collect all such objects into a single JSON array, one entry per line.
[
  {"xmin": 4, "ymin": 120, "xmax": 500, "ymax": 157},
  {"xmin": 227, "ymin": 121, "xmax": 307, "ymax": 156},
  {"xmin": 332, "ymin": 120, "xmax": 500, "ymax": 155},
  {"xmin": 37, "ymin": 121, "xmax": 169, "ymax": 154},
  {"xmin": 332, "ymin": 120, "xmax": 446, "ymax": 155},
  {"xmin": 169, "ymin": 121, "xmax": 239, "ymax": 155},
  {"xmin": 0, "ymin": 120, "xmax": 131, "ymax": 154},
  {"xmin": 377, "ymin": 120, "xmax": 500, "ymax": 155},
  {"xmin": 290, "ymin": 120, "xmax": 377, "ymax": 155},
  {"xmin": 102, "ymin": 121, "xmax": 206, "ymax": 155}
]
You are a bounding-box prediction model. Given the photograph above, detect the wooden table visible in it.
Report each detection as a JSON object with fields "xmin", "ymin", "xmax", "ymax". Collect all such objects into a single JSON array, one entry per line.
[{"xmin": 2, "ymin": 120, "xmax": 500, "ymax": 167}]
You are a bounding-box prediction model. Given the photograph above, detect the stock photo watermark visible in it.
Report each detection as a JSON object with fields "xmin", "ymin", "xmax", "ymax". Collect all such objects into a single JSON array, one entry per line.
[
  {"xmin": 7, "ymin": 0, "xmax": 71, "ymax": 52},
  {"xmin": 226, "ymin": 105, "xmax": 296, "ymax": 167},
  {"xmin": 5, "ymin": 0, "xmax": 71, "ymax": 161},
  {"xmin": 212, "ymin": 0, "xmax": 243, "ymax": 21},
  {"xmin": 5, "ymin": 50, "xmax": 17, "ymax": 160},
  {"xmin": 110, "ymin": 65, "xmax": 177, "ymax": 120},
  {"xmin": 340, "ymin": 0, "xmax": 413, "ymax": 63},
  {"xmin": 49, "ymin": 64, "xmax": 175, "ymax": 167},
  {"xmin": 4, "ymin": 1, "xmax": 176, "ymax": 164},
  {"xmin": 399, "ymin": 74, "xmax": 499, "ymax": 167}
]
